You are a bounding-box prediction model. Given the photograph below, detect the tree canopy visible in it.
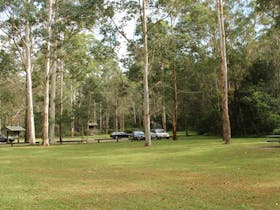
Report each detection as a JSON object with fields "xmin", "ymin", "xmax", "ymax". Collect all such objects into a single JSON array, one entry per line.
[{"xmin": 0, "ymin": 0, "xmax": 279, "ymax": 143}]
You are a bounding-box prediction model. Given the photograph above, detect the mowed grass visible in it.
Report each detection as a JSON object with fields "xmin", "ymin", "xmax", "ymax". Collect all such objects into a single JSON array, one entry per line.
[{"xmin": 0, "ymin": 135, "xmax": 280, "ymax": 210}]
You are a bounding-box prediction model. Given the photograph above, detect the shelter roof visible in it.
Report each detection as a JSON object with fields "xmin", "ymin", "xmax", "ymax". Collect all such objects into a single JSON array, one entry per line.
[{"xmin": 5, "ymin": 126, "xmax": 26, "ymax": 132}]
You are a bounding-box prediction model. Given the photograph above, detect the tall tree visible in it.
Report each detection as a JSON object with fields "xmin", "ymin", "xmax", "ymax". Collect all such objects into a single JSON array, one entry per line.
[
  {"xmin": 49, "ymin": 0, "xmax": 60, "ymax": 144},
  {"xmin": 217, "ymin": 0, "xmax": 231, "ymax": 143},
  {"xmin": 0, "ymin": 0, "xmax": 39, "ymax": 144},
  {"xmin": 24, "ymin": 3, "xmax": 36, "ymax": 145},
  {"xmin": 42, "ymin": 0, "xmax": 53, "ymax": 146},
  {"xmin": 142, "ymin": 0, "xmax": 151, "ymax": 146}
]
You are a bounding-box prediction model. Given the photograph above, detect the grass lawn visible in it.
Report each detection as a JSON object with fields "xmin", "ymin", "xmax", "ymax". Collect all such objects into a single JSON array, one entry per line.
[{"xmin": 0, "ymin": 134, "xmax": 280, "ymax": 210}]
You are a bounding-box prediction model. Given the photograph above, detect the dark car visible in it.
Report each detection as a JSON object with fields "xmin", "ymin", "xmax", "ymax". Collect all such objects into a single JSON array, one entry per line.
[
  {"xmin": 0, "ymin": 135, "xmax": 7, "ymax": 142},
  {"xmin": 110, "ymin": 132, "xmax": 130, "ymax": 139},
  {"xmin": 0, "ymin": 135, "xmax": 15, "ymax": 143},
  {"xmin": 130, "ymin": 131, "xmax": 145, "ymax": 140}
]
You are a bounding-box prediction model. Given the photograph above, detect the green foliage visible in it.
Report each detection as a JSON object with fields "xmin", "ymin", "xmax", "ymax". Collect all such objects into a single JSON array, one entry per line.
[
  {"xmin": 0, "ymin": 0, "xmax": 280, "ymax": 137},
  {"xmin": 256, "ymin": 0, "xmax": 280, "ymax": 27},
  {"xmin": 272, "ymin": 128, "xmax": 280, "ymax": 135},
  {"xmin": 230, "ymin": 58, "xmax": 280, "ymax": 136},
  {"xmin": 0, "ymin": 50, "xmax": 17, "ymax": 77}
]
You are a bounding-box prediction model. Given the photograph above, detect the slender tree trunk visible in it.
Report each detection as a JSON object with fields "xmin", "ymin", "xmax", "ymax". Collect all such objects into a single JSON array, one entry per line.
[
  {"xmin": 105, "ymin": 111, "xmax": 109, "ymax": 134},
  {"xmin": 49, "ymin": 0, "xmax": 59, "ymax": 144},
  {"xmin": 142, "ymin": 0, "xmax": 151, "ymax": 146},
  {"xmin": 114, "ymin": 98, "xmax": 118, "ymax": 131},
  {"xmin": 24, "ymin": 5, "xmax": 36, "ymax": 145},
  {"xmin": 93, "ymin": 99, "xmax": 96, "ymax": 123},
  {"xmin": 99, "ymin": 103, "xmax": 102, "ymax": 132},
  {"xmin": 42, "ymin": 0, "xmax": 53, "ymax": 146},
  {"xmin": 120, "ymin": 111, "xmax": 125, "ymax": 131},
  {"xmin": 133, "ymin": 101, "xmax": 137, "ymax": 126},
  {"xmin": 217, "ymin": 0, "xmax": 231, "ymax": 144},
  {"xmin": 70, "ymin": 83, "xmax": 75, "ymax": 137},
  {"xmin": 172, "ymin": 65, "xmax": 178, "ymax": 140},
  {"xmin": 162, "ymin": 104, "xmax": 167, "ymax": 130},
  {"xmin": 49, "ymin": 60, "xmax": 57, "ymax": 144},
  {"xmin": 59, "ymin": 65, "xmax": 63, "ymax": 142}
]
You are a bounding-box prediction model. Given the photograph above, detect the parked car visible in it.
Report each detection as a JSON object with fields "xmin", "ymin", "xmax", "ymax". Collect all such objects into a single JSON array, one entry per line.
[
  {"xmin": 110, "ymin": 132, "xmax": 130, "ymax": 139},
  {"xmin": 152, "ymin": 129, "xmax": 170, "ymax": 139},
  {"xmin": 130, "ymin": 131, "xmax": 145, "ymax": 140},
  {"xmin": 0, "ymin": 135, "xmax": 15, "ymax": 143},
  {"xmin": 151, "ymin": 132, "xmax": 157, "ymax": 139}
]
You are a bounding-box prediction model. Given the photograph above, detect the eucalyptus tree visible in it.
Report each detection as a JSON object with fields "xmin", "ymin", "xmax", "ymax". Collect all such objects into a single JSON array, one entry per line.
[
  {"xmin": 104, "ymin": 0, "xmax": 152, "ymax": 145},
  {"xmin": 217, "ymin": 0, "xmax": 231, "ymax": 143},
  {"xmin": 46, "ymin": 0, "xmax": 107, "ymax": 140},
  {"xmin": 0, "ymin": 50, "xmax": 24, "ymax": 130},
  {"xmin": 0, "ymin": 0, "xmax": 44, "ymax": 144},
  {"xmin": 42, "ymin": 0, "xmax": 54, "ymax": 146},
  {"xmin": 49, "ymin": 0, "xmax": 60, "ymax": 144},
  {"xmin": 141, "ymin": 0, "xmax": 151, "ymax": 146}
]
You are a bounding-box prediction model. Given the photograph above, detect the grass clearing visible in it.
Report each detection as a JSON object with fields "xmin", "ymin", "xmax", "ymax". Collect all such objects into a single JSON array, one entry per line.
[{"xmin": 0, "ymin": 135, "xmax": 280, "ymax": 209}]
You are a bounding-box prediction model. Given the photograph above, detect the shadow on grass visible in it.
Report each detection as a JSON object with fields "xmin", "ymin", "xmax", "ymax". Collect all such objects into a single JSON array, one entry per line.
[{"xmin": 259, "ymin": 145, "xmax": 280, "ymax": 149}]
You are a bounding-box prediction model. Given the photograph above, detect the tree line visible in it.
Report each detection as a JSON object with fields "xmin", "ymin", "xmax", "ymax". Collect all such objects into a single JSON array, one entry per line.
[{"xmin": 0, "ymin": 0, "xmax": 279, "ymax": 146}]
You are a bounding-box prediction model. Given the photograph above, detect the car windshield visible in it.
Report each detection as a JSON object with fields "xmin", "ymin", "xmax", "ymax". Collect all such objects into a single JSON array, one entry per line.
[
  {"xmin": 155, "ymin": 129, "xmax": 165, "ymax": 133},
  {"xmin": 135, "ymin": 131, "xmax": 144, "ymax": 135}
]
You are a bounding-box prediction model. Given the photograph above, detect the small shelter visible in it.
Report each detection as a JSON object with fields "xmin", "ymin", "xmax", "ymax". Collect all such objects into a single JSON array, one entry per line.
[
  {"xmin": 87, "ymin": 121, "xmax": 98, "ymax": 135},
  {"xmin": 5, "ymin": 126, "xmax": 25, "ymax": 143}
]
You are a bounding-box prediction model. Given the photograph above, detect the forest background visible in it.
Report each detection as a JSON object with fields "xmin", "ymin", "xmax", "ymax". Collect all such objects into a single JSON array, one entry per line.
[{"xmin": 0, "ymin": 0, "xmax": 279, "ymax": 144}]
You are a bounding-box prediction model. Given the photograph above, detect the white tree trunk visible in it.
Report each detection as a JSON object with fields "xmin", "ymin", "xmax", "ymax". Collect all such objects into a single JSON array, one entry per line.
[
  {"xmin": 217, "ymin": 0, "xmax": 231, "ymax": 144},
  {"xmin": 49, "ymin": 0, "xmax": 60, "ymax": 144},
  {"xmin": 70, "ymin": 83, "xmax": 75, "ymax": 137},
  {"xmin": 142, "ymin": 0, "xmax": 151, "ymax": 146},
  {"xmin": 59, "ymin": 64, "xmax": 64, "ymax": 142},
  {"xmin": 24, "ymin": 5, "xmax": 36, "ymax": 145},
  {"xmin": 42, "ymin": 0, "xmax": 53, "ymax": 146},
  {"xmin": 99, "ymin": 103, "xmax": 102, "ymax": 131}
]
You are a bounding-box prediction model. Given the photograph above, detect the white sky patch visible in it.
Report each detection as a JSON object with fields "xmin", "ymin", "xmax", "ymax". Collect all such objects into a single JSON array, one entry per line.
[{"xmin": 115, "ymin": 13, "xmax": 137, "ymax": 58}]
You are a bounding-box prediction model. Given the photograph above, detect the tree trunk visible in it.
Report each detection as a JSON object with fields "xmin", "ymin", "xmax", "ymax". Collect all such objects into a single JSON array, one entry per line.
[
  {"xmin": 99, "ymin": 103, "xmax": 102, "ymax": 132},
  {"xmin": 172, "ymin": 65, "xmax": 178, "ymax": 140},
  {"xmin": 217, "ymin": 0, "xmax": 231, "ymax": 144},
  {"xmin": 59, "ymin": 66, "xmax": 63, "ymax": 142},
  {"xmin": 120, "ymin": 111, "xmax": 125, "ymax": 131},
  {"xmin": 24, "ymin": 4, "xmax": 36, "ymax": 145},
  {"xmin": 114, "ymin": 98, "xmax": 118, "ymax": 131},
  {"xmin": 49, "ymin": 59, "xmax": 56, "ymax": 144},
  {"xmin": 105, "ymin": 111, "xmax": 109, "ymax": 134},
  {"xmin": 42, "ymin": 0, "xmax": 53, "ymax": 146},
  {"xmin": 142, "ymin": 0, "xmax": 151, "ymax": 146},
  {"xmin": 162, "ymin": 104, "xmax": 167, "ymax": 130},
  {"xmin": 49, "ymin": 0, "xmax": 60, "ymax": 144},
  {"xmin": 70, "ymin": 83, "xmax": 75, "ymax": 137},
  {"xmin": 133, "ymin": 101, "xmax": 137, "ymax": 126}
]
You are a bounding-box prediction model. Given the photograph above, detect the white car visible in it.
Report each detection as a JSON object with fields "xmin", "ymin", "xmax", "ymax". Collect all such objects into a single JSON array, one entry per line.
[{"xmin": 152, "ymin": 129, "xmax": 170, "ymax": 139}]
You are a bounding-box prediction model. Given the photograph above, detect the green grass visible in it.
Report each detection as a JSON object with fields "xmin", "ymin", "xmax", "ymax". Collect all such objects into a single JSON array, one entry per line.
[{"xmin": 0, "ymin": 134, "xmax": 280, "ymax": 209}]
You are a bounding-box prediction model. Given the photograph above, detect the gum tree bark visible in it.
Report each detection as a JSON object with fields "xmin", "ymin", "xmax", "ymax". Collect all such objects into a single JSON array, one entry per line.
[
  {"xmin": 172, "ymin": 65, "xmax": 178, "ymax": 140},
  {"xmin": 42, "ymin": 0, "xmax": 53, "ymax": 146},
  {"xmin": 217, "ymin": 0, "xmax": 231, "ymax": 144},
  {"xmin": 142, "ymin": 0, "xmax": 151, "ymax": 146},
  {"xmin": 49, "ymin": 0, "xmax": 60, "ymax": 144},
  {"xmin": 24, "ymin": 0, "xmax": 36, "ymax": 145}
]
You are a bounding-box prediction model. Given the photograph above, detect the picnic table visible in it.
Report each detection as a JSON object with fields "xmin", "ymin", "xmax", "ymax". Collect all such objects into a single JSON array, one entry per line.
[
  {"xmin": 95, "ymin": 138, "xmax": 119, "ymax": 143},
  {"xmin": 57, "ymin": 139, "xmax": 88, "ymax": 144}
]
